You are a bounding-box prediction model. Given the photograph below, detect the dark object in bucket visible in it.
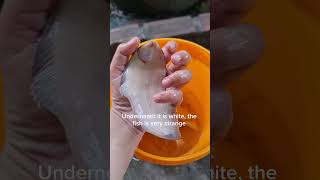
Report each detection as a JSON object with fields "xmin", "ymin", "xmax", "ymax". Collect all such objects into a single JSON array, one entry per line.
[{"xmin": 113, "ymin": 0, "xmax": 199, "ymax": 16}]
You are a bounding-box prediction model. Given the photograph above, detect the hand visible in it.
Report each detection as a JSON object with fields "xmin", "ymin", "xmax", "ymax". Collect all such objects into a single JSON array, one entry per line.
[
  {"xmin": 212, "ymin": 0, "xmax": 264, "ymax": 142},
  {"xmin": 0, "ymin": 1, "xmax": 75, "ymax": 179},
  {"xmin": 110, "ymin": 37, "xmax": 192, "ymax": 132}
]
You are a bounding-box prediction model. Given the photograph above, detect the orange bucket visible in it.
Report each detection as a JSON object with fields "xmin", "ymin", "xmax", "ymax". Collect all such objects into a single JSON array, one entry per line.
[{"xmin": 134, "ymin": 38, "xmax": 210, "ymax": 166}]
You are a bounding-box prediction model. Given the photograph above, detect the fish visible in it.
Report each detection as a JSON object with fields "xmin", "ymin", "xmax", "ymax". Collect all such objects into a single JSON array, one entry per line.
[{"xmin": 120, "ymin": 41, "xmax": 181, "ymax": 140}]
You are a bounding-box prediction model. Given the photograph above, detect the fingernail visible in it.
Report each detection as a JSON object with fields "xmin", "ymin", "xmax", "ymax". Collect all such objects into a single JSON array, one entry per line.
[
  {"xmin": 180, "ymin": 70, "xmax": 192, "ymax": 82},
  {"xmin": 153, "ymin": 94, "xmax": 162, "ymax": 102},
  {"xmin": 184, "ymin": 54, "xmax": 190, "ymax": 60},
  {"xmin": 162, "ymin": 78, "xmax": 170, "ymax": 87},
  {"xmin": 126, "ymin": 37, "xmax": 139, "ymax": 45},
  {"xmin": 174, "ymin": 90, "xmax": 183, "ymax": 105},
  {"xmin": 173, "ymin": 55, "xmax": 182, "ymax": 64},
  {"xmin": 183, "ymin": 53, "xmax": 192, "ymax": 64},
  {"xmin": 177, "ymin": 95, "xmax": 183, "ymax": 105},
  {"xmin": 168, "ymin": 41, "xmax": 177, "ymax": 53}
]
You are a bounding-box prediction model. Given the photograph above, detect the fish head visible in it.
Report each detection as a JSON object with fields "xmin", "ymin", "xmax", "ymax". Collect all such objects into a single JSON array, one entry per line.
[{"xmin": 137, "ymin": 41, "xmax": 165, "ymax": 63}]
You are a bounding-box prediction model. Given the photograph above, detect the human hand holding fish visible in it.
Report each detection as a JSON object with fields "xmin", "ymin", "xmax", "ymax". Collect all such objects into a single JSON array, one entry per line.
[{"xmin": 110, "ymin": 37, "xmax": 193, "ymax": 180}]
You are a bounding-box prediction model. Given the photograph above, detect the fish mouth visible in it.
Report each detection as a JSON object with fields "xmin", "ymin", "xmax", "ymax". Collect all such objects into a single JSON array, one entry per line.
[
  {"xmin": 137, "ymin": 41, "xmax": 163, "ymax": 63},
  {"xmin": 146, "ymin": 128, "xmax": 181, "ymax": 140},
  {"xmin": 163, "ymin": 132, "xmax": 181, "ymax": 140}
]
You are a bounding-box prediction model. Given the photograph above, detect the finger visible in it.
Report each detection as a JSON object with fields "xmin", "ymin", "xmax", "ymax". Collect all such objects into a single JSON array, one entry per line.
[
  {"xmin": 162, "ymin": 41, "xmax": 177, "ymax": 61},
  {"xmin": 166, "ymin": 50, "xmax": 191, "ymax": 74},
  {"xmin": 1, "ymin": 0, "xmax": 55, "ymax": 30},
  {"xmin": 0, "ymin": 0, "xmax": 55, "ymax": 57},
  {"xmin": 153, "ymin": 89, "xmax": 183, "ymax": 106},
  {"xmin": 212, "ymin": 87, "xmax": 233, "ymax": 143},
  {"xmin": 171, "ymin": 50, "xmax": 191, "ymax": 66},
  {"xmin": 212, "ymin": 0, "xmax": 256, "ymax": 28},
  {"xmin": 110, "ymin": 37, "xmax": 140, "ymax": 80},
  {"xmin": 212, "ymin": 24, "xmax": 264, "ymax": 84},
  {"xmin": 162, "ymin": 69, "xmax": 192, "ymax": 88}
]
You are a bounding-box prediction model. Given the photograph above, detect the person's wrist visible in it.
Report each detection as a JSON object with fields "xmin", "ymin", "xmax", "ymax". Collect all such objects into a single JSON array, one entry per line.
[
  {"xmin": 111, "ymin": 108, "xmax": 145, "ymax": 136},
  {"xmin": 110, "ymin": 108, "xmax": 144, "ymax": 180}
]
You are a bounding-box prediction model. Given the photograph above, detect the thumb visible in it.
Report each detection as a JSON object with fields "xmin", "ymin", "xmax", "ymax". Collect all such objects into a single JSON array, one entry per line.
[
  {"xmin": 110, "ymin": 37, "xmax": 140, "ymax": 80},
  {"xmin": 0, "ymin": 0, "xmax": 55, "ymax": 57}
]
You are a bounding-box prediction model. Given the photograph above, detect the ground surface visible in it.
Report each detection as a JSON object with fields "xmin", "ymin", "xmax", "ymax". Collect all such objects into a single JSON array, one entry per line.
[
  {"xmin": 110, "ymin": 1, "xmax": 209, "ymax": 29},
  {"xmin": 124, "ymin": 156, "xmax": 210, "ymax": 180}
]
